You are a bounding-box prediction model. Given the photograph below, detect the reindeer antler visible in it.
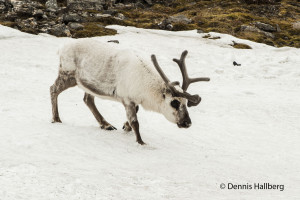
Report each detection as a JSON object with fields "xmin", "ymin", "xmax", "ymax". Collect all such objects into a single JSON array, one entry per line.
[
  {"xmin": 173, "ymin": 50, "xmax": 210, "ymax": 92},
  {"xmin": 151, "ymin": 55, "xmax": 179, "ymax": 96},
  {"xmin": 151, "ymin": 52, "xmax": 209, "ymax": 107}
]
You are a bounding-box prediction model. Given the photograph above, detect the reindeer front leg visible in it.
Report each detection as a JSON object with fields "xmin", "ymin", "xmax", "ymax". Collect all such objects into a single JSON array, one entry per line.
[
  {"xmin": 123, "ymin": 105, "xmax": 139, "ymax": 132},
  {"xmin": 123, "ymin": 102, "xmax": 145, "ymax": 145}
]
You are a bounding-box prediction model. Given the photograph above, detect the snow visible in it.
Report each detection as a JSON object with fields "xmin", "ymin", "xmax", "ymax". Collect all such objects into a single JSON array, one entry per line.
[{"xmin": 0, "ymin": 24, "xmax": 299, "ymax": 200}]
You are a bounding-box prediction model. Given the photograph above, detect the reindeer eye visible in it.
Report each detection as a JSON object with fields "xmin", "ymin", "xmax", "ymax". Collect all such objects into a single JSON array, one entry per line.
[{"xmin": 171, "ymin": 100, "xmax": 180, "ymax": 110}]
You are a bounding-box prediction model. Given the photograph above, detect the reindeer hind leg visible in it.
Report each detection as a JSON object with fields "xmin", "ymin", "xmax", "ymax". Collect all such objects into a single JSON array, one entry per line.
[{"xmin": 50, "ymin": 70, "xmax": 77, "ymax": 123}]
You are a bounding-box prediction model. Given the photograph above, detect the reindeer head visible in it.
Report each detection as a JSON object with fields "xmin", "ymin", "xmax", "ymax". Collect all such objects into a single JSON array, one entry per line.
[{"xmin": 151, "ymin": 50, "xmax": 210, "ymax": 128}]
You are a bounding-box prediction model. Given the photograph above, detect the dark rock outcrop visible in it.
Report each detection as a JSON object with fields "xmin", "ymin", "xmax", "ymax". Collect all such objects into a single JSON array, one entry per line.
[{"xmin": 253, "ymin": 22, "xmax": 276, "ymax": 32}]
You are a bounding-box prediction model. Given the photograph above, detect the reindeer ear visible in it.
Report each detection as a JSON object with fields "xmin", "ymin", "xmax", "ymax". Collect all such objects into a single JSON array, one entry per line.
[{"xmin": 187, "ymin": 95, "xmax": 201, "ymax": 107}]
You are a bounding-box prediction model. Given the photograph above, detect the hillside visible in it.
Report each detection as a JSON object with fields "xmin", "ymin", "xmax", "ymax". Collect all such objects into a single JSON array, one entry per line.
[
  {"xmin": 0, "ymin": 0, "xmax": 299, "ymax": 48},
  {"xmin": 0, "ymin": 24, "xmax": 300, "ymax": 199}
]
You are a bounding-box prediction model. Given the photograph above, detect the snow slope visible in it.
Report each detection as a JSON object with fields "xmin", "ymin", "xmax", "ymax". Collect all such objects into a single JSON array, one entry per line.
[{"xmin": 0, "ymin": 25, "xmax": 299, "ymax": 200}]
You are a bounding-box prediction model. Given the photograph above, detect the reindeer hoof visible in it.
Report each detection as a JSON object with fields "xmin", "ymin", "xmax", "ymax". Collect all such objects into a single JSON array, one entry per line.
[
  {"xmin": 52, "ymin": 117, "xmax": 62, "ymax": 123},
  {"xmin": 122, "ymin": 122, "xmax": 132, "ymax": 132},
  {"xmin": 101, "ymin": 124, "xmax": 117, "ymax": 131},
  {"xmin": 137, "ymin": 140, "xmax": 146, "ymax": 145},
  {"xmin": 106, "ymin": 126, "xmax": 117, "ymax": 130}
]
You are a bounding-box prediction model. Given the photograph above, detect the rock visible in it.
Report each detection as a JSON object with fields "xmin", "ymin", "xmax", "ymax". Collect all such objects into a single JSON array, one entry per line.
[
  {"xmin": 233, "ymin": 61, "xmax": 241, "ymax": 66},
  {"xmin": 17, "ymin": 17, "xmax": 37, "ymax": 29},
  {"xmin": 158, "ymin": 19, "xmax": 169, "ymax": 30},
  {"xmin": 64, "ymin": 29, "xmax": 71, "ymax": 37},
  {"xmin": 33, "ymin": 9, "xmax": 44, "ymax": 18},
  {"xmin": 0, "ymin": 2, "xmax": 6, "ymax": 12},
  {"xmin": 5, "ymin": 11, "xmax": 17, "ymax": 21},
  {"xmin": 114, "ymin": 3, "xmax": 125, "ymax": 8},
  {"xmin": 197, "ymin": 21, "xmax": 204, "ymax": 26},
  {"xmin": 124, "ymin": 3, "xmax": 134, "ymax": 8},
  {"xmin": 67, "ymin": 2, "xmax": 103, "ymax": 11},
  {"xmin": 28, "ymin": 17, "xmax": 37, "ymax": 28},
  {"xmin": 292, "ymin": 21, "xmax": 300, "ymax": 30},
  {"xmin": 168, "ymin": 15, "xmax": 192, "ymax": 24},
  {"xmin": 253, "ymin": 22, "xmax": 276, "ymax": 32},
  {"xmin": 96, "ymin": 24, "xmax": 104, "ymax": 28},
  {"xmin": 80, "ymin": 11, "xmax": 89, "ymax": 18},
  {"xmin": 46, "ymin": 7, "xmax": 57, "ymax": 13},
  {"xmin": 8, "ymin": 0, "xmax": 44, "ymax": 18},
  {"xmin": 49, "ymin": 21, "xmax": 56, "ymax": 26},
  {"xmin": 188, "ymin": 2, "xmax": 196, "ymax": 6},
  {"xmin": 143, "ymin": 0, "xmax": 152, "ymax": 5},
  {"xmin": 263, "ymin": 31, "xmax": 274, "ymax": 38},
  {"xmin": 208, "ymin": 36, "xmax": 221, "ymax": 40},
  {"xmin": 39, "ymin": 27, "xmax": 48, "ymax": 33},
  {"xmin": 63, "ymin": 13, "xmax": 82, "ymax": 23},
  {"xmin": 68, "ymin": 22, "xmax": 84, "ymax": 30},
  {"xmin": 103, "ymin": 9, "xmax": 117, "ymax": 15},
  {"xmin": 49, "ymin": 24, "xmax": 71, "ymax": 37},
  {"xmin": 94, "ymin": 13, "xmax": 111, "ymax": 19},
  {"xmin": 115, "ymin": 13, "xmax": 125, "ymax": 20},
  {"xmin": 166, "ymin": 24, "xmax": 173, "ymax": 30},
  {"xmin": 276, "ymin": 24, "xmax": 281, "ymax": 32},
  {"xmin": 47, "ymin": 11, "xmax": 57, "ymax": 18},
  {"xmin": 0, "ymin": 0, "xmax": 12, "ymax": 12},
  {"xmin": 197, "ymin": 29, "xmax": 204, "ymax": 33},
  {"xmin": 135, "ymin": 2, "xmax": 145, "ymax": 9},
  {"xmin": 108, "ymin": 40, "xmax": 119, "ymax": 43},
  {"xmin": 15, "ymin": 4, "xmax": 34, "ymax": 17},
  {"xmin": 241, "ymin": 25, "xmax": 260, "ymax": 32},
  {"xmin": 104, "ymin": 0, "xmax": 115, "ymax": 8},
  {"xmin": 45, "ymin": 0, "xmax": 58, "ymax": 10},
  {"xmin": 158, "ymin": 17, "xmax": 179, "ymax": 30},
  {"xmin": 241, "ymin": 25, "xmax": 274, "ymax": 38},
  {"xmin": 42, "ymin": 14, "xmax": 48, "ymax": 19}
]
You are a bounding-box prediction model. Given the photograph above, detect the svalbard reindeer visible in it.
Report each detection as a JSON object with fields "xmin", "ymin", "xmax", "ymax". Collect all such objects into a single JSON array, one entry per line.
[{"xmin": 50, "ymin": 39, "xmax": 210, "ymax": 145}]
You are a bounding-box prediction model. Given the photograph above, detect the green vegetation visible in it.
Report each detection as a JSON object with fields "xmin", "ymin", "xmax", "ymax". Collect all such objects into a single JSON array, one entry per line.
[
  {"xmin": 0, "ymin": 21, "xmax": 17, "ymax": 28},
  {"xmin": 1, "ymin": 0, "xmax": 299, "ymax": 47},
  {"xmin": 71, "ymin": 22, "xmax": 117, "ymax": 38},
  {"xmin": 172, "ymin": 23, "xmax": 197, "ymax": 31},
  {"xmin": 232, "ymin": 42, "xmax": 252, "ymax": 49},
  {"xmin": 115, "ymin": 0, "xmax": 299, "ymax": 47}
]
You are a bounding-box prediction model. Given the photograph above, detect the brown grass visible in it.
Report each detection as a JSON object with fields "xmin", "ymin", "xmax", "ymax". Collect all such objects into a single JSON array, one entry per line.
[
  {"xmin": 72, "ymin": 22, "xmax": 117, "ymax": 38},
  {"xmin": 1, "ymin": 0, "xmax": 299, "ymax": 47},
  {"xmin": 232, "ymin": 43, "xmax": 252, "ymax": 49}
]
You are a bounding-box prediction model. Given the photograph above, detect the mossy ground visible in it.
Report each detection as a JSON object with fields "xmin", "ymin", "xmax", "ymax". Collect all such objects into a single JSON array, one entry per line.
[
  {"xmin": 0, "ymin": 21, "xmax": 17, "ymax": 28},
  {"xmin": 116, "ymin": 0, "xmax": 299, "ymax": 48},
  {"xmin": 1, "ymin": 0, "xmax": 299, "ymax": 47},
  {"xmin": 71, "ymin": 22, "xmax": 117, "ymax": 38},
  {"xmin": 232, "ymin": 42, "xmax": 252, "ymax": 49}
]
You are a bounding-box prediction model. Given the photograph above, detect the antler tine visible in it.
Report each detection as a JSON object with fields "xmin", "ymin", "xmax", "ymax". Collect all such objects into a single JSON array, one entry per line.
[
  {"xmin": 173, "ymin": 50, "xmax": 210, "ymax": 91},
  {"xmin": 173, "ymin": 50, "xmax": 189, "ymax": 91},
  {"xmin": 151, "ymin": 54, "xmax": 171, "ymax": 85},
  {"xmin": 151, "ymin": 54, "xmax": 180, "ymax": 96}
]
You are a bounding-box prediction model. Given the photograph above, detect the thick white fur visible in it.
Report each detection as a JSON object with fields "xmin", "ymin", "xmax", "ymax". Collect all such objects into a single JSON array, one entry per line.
[{"xmin": 59, "ymin": 39, "xmax": 185, "ymax": 123}]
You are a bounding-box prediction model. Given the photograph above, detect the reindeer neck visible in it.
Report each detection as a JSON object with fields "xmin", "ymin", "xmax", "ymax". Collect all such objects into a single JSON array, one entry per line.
[{"xmin": 140, "ymin": 76, "xmax": 166, "ymax": 113}]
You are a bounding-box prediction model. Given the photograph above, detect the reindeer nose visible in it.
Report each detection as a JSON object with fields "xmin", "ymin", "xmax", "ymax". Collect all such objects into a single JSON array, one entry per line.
[
  {"xmin": 180, "ymin": 118, "xmax": 191, "ymax": 128},
  {"xmin": 183, "ymin": 120, "xmax": 191, "ymax": 128},
  {"xmin": 177, "ymin": 120, "xmax": 191, "ymax": 128}
]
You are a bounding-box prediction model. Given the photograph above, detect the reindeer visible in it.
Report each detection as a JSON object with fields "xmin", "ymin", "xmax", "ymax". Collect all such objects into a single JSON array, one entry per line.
[{"xmin": 50, "ymin": 39, "xmax": 210, "ymax": 145}]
